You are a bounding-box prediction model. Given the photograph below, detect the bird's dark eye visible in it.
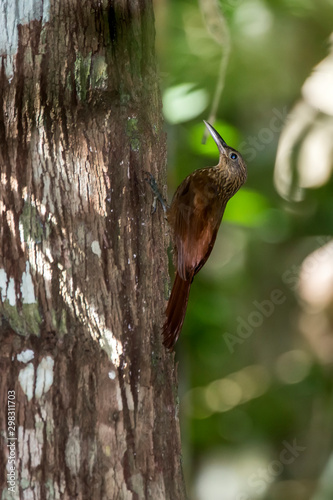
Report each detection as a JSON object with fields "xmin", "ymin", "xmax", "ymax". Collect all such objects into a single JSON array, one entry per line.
[{"xmin": 230, "ymin": 152, "xmax": 238, "ymax": 160}]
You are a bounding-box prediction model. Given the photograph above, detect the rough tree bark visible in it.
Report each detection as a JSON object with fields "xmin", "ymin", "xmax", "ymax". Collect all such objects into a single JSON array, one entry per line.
[{"xmin": 0, "ymin": 1, "xmax": 186, "ymax": 499}]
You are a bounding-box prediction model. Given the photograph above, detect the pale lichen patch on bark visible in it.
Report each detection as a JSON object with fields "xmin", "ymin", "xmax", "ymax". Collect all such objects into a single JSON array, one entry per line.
[
  {"xmin": 116, "ymin": 380, "xmax": 123, "ymax": 411},
  {"xmin": 18, "ymin": 363, "xmax": 35, "ymax": 401},
  {"xmin": 17, "ymin": 349, "xmax": 35, "ymax": 363},
  {"xmin": 1, "ymin": 239, "xmax": 43, "ymax": 331},
  {"xmin": 21, "ymin": 262, "xmax": 36, "ymax": 304},
  {"xmin": 17, "ymin": 424, "xmax": 44, "ymax": 493},
  {"xmin": 0, "ymin": 0, "xmax": 50, "ymax": 79},
  {"xmin": 35, "ymin": 356, "xmax": 54, "ymax": 398},
  {"xmin": 28, "ymin": 417, "xmax": 44, "ymax": 468},
  {"xmin": 0, "ymin": 268, "xmax": 16, "ymax": 305},
  {"xmin": 91, "ymin": 240, "xmax": 102, "ymax": 257},
  {"xmin": 18, "ymin": 356, "xmax": 54, "ymax": 402},
  {"xmin": 125, "ymin": 383, "xmax": 135, "ymax": 411}
]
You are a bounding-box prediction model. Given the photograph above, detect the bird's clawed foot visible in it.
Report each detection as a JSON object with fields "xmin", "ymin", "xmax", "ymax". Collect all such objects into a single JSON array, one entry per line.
[{"xmin": 144, "ymin": 172, "xmax": 168, "ymax": 214}]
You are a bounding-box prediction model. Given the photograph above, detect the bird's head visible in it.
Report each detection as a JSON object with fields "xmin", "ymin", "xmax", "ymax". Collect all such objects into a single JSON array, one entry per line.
[{"xmin": 204, "ymin": 120, "xmax": 247, "ymax": 196}]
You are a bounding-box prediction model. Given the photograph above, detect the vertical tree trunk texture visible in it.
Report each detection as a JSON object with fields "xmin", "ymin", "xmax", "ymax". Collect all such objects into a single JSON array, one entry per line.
[{"xmin": 0, "ymin": 1, "xmax": 186, "ymax": 499}]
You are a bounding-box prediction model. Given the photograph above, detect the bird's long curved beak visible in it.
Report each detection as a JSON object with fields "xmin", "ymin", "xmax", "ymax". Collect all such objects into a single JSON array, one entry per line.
[{"xmin": 203, "ymin": 120, "xmax": 227, "ymax": 156}]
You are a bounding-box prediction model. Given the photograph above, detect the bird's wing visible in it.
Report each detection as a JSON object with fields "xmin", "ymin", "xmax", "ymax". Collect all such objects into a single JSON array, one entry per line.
[{"xmin": 168, "ymin": 170, "xmax": 224, "ymax": 281}]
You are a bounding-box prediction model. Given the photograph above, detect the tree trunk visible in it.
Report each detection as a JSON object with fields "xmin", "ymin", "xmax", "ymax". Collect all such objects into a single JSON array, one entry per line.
[{"xmin": 0, "ymin": 1, "xmax": 186, "ymax": 499}]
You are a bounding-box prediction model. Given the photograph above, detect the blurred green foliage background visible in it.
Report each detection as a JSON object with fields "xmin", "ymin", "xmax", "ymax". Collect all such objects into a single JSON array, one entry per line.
[{"xmin": 154, "ymin": 0, "xmax": 333, "ymax": 499}]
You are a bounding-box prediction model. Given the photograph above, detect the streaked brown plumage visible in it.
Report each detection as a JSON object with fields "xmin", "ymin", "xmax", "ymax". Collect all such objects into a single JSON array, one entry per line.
[{"xmin": 163, "ymin": 121, "xmax": 247, "ymax": 349}]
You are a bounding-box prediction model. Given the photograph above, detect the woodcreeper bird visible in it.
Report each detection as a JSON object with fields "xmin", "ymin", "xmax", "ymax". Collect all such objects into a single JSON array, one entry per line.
[{"xmin": 148, "ymin": 121, "xmax": 247, "ymax": 349}]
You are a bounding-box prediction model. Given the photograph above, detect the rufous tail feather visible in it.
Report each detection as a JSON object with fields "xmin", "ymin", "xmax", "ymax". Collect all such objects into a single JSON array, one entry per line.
[{"xmin": 162, "ymin": 272, "xmax": 191, "ymax": 349}]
